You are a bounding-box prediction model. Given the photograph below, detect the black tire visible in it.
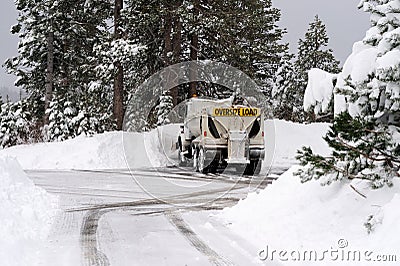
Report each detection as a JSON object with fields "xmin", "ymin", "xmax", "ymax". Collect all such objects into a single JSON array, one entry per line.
[
  {"xmin": 193, "ymin": 148, "xmax": 199, "ymax": 172},
  {"xmin": 177, "ymin": 136, "xmax": 187, "ymax": 167},
  {"xmin": 198, "ymin": 148, "xmax": 217, "ymax": 174},
  {"xmin": 244, "ymin": 160, "xmax": 262, "ymax": 175},
  {"xmin": 198, "ymin": 148, "xmax": 208, "ymax": 173}
]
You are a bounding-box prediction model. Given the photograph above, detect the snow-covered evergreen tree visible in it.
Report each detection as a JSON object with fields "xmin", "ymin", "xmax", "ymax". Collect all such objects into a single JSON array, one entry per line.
[
  {"xmin": 46, "ymin": 92, "xmax": 75, "ymax": 142},
  {"xmin": 5, "ymin": 0, "xmax": 113, "ymax": 141},
  {"xmin": 156, "ymin": 93, "xmax": 174, "ymax": 126},
  {"xmin": 294, "ymin": 15, "xmax": 341, "ymax": 122},
  {"xmin": 295, "ymin": 16, "xmax": 340, "ymax": 78},
  {"xmin": 93, "ymin": 39, "xmax": 144, "ymax": 105},
  {"xmin": 122, "ymin": 0, "xmax": 287, "ymax": 129},
  {"xmin": 272, "ymin": 53, "xmax": 304, "ymax": 121},
  {"xmin": 45, "ymin": 82, "xmax": 115, "ymax": 141},
  {"xmin": 296, "ymin": 0, "xmax": 400, "ymax": 188},
  {"xmin": 208, "ymin": 0, "xmax": 287, "ymax": 91},
  {"xmin": 0, "ymin": 100, "xmax": 33, "ymax": 148}
]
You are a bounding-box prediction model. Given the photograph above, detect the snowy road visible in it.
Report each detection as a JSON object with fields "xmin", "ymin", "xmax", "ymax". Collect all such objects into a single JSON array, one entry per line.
[{"xmin": 27, "ymin": 167, "xmax": 286, "ymax": 266}]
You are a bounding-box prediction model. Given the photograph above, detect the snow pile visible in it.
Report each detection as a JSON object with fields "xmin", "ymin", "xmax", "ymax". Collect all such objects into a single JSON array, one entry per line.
[
  {"xmin": 222, "ymin": 166, "xmax": 400, "ymax": 265},
  {"xmin": 0, "ymin": 120, "xmax": 329, "ymax": 170},
  {"xmin": 267, "ymin": 120, "xmax": 331, "ymax": 168},
  {"xmin": 0, "ymin": 129, "xmax": 173, "ymax": 170},
  {"xmin": 304, "ymin": 68, "xmax": 337, "ymax": 114},
  {"xmin": 0, "ymin": 157, "xmax": 58, "ymax": 266}
]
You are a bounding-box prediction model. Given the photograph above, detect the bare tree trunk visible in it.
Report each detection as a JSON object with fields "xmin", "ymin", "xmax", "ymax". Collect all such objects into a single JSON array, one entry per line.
[
  {"xmin": 172, "ymin": 9, "xmax": 181, "ymax": 62},
  {"xmin": 113, "ymin": 0, "xmax": 124, "ymax": 130},
  {"xmin": 189, "ymin": 0, "xmax": 199, "ymax": 98},
  {"xmin": 163, "ymin": 3, "xmax": 172, "ymax": 65},
  {"xmin": 162, "ymin": 3, "xmax": 175, "ymax": 106},
  {"xmin": 170, "ymin": 0, "xmax": 182, "ymax": 106},
  {"xmin": 44, "ymin": 30, "xmax": 54, "ymax": 125}
]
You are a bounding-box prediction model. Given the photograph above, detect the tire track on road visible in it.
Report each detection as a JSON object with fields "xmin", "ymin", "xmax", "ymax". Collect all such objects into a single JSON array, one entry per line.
[
  {"xmin": 166, "ymin": 211, "xmax": 234, "ymax": 266},
  {"xmin": 67, "ymin": 183, "xmax": 247, "ymax": 213},
  {"xmin": 80, "ymin": 209, "xmax": 110, "ymax": 266}
]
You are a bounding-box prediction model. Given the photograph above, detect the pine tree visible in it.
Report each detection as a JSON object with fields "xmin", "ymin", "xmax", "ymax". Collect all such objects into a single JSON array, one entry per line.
[
  {"xmin": 272, "ymin": 53, "xmax": 304, "ymax": 121},
  {"xmin": 156, "ymin": 93, "xmax": 174, "ymax": 126},
  {"xmin": 296, "ymin": 1, "xmax": 400, "ymax": 189},
  {"xmin": 0, "ymin": 100, "xmax": 33, "ymax": 148},
  {"xmin": 294, "ymin": 15, "xmax": 341, "ymax": 122},
  {"xmin": 204, "ymin": 0, "xmax": 287, "ymax": 90},
  {"xmin": 296, "ymin": 15, "xmax": 340, "ymax": 78},
  {"xmin": 5, "ymin": 0, "xmax": 114, "ymax": 142},
  {"xmin": 46, "ymin": 92, "xmax": 75, "ymax": 142},
  {"xmin": 121, "ymin": 0, "xmax": 287, "ymax": 129}
]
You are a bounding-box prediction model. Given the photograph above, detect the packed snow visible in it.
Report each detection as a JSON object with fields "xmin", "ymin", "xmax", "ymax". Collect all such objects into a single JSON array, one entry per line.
[{"xmin": 0, "ymin": 157, "xmax": 59, "ymax": 266}]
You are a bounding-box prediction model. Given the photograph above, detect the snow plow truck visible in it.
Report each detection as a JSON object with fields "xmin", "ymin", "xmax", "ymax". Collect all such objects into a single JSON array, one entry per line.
[{"xmin": 177, "ymin": 97, "xmax": 265, "ymax": 175}]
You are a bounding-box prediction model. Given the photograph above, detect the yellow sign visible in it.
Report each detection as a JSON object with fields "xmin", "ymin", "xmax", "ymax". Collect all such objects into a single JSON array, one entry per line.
[{"xmin": 213, "ymin": 107, "xmax": 259, "ymax": 117}]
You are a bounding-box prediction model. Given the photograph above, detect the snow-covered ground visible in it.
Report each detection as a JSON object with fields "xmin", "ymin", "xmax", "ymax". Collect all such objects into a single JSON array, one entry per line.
[
  {"xmin": 0, "ymin": 157, "xmax": 59, "ymax": 266},
  {"xmin": 7, "ymin": 119, "xmax": 397, "ymax": 266},
  {"xmin": 0, "ymin": 120, "xmax": 332, "ymax": 265},
  {"xmin": 220, "ymin": 166, "xmax": 400, "ymax": 265}
]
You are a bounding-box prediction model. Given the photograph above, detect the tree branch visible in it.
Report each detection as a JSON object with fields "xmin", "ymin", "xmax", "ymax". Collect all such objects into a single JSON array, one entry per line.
[{"xmin": 350, "ymin": 184, "xmax": 367, "ymax": 199}]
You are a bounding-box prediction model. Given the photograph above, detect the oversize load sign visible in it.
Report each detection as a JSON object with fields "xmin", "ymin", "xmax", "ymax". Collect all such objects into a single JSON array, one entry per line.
[{"xmin": 213, "ymin": 107, "xmax": 259, "ymax": 117}]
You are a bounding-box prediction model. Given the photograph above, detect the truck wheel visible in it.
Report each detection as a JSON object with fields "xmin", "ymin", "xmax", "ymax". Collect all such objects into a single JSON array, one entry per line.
[
  {"xmin": 253, "ymin": 160, "xmax": 262, "ymax": 175},
  {"xmin": 193, "ymin": 148, "xmax": 199, "ymax": 172},
  {"xmin": 244, "ymin": 160, "xmax": 262, "ymax": 175},
  {"xmin": 177, "ymin": 136, "xmax": 187, "ymax": 167},
  {"xmin": 178, "ymin": 149, "xmax": 187, "ymax": 167},
  {"xmin": 198, "ymin": 148, "xmax": 209, "ymax": 174}
]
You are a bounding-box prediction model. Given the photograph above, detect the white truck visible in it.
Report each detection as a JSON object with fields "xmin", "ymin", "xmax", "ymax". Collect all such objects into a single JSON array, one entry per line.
[{"xmin": 177, "ymin": 97, "xmax": 265, "ymax": 175}]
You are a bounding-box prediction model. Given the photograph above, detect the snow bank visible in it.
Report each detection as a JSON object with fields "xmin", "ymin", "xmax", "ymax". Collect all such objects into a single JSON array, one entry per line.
[
  {"xmin": 0, "ymin": 129, "xmax": 174, "ymax": 170},
  {"xmin": 222, "ymin": 166, "xmax": 400, "ymax": 265},
  {"xmin": 0, "ymin": 157, "xmax": 58, "ymax": 266},
  {"xmin": 304, "ymin": 68, "xmax": 337, "ymax": 114},
  {"xmin": 267, "ymin": 120, "xmax": 330, "ymax": 168},
  {"xmin": 0, "ymin": 120, "xmax": 329, "ymax": 171}
]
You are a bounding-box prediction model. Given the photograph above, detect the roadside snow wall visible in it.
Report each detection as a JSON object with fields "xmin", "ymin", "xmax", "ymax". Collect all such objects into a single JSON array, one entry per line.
[
  {"xmin": 266, "ymin": 120, "xmax": 330, "ymax": 169},
  {"xmin": 0, "ymin": 128, "xmax": 175, "ymax": 170},
  {"xmin": 0, "ymin": 157, "xmax": 58, "ymax": 266},
  {"xmin": 222, "ymin": 166, "xmax": 400, "ymax": 266},
  {"xmin": 0, "ymin": 121, "xmax": 330, "ymax": 171}
]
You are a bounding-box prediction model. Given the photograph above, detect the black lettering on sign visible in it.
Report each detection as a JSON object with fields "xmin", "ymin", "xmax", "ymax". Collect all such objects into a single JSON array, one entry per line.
[{"xmin": 213, "ymin": 108, "xmax": 259, "ymax": 117}]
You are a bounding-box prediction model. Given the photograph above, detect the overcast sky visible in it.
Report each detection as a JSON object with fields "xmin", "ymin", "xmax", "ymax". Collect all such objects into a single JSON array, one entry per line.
[
  {"xmin": 0, "ymin": 0, "xmax": 370, "ymax": 100},
  {"xmin": 272, "ymin": 0, "xmax": 370, "ymax": 62},
  {"xmin": 0, "ymin": 0, "xmax": 19, "ymax": 100}
]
